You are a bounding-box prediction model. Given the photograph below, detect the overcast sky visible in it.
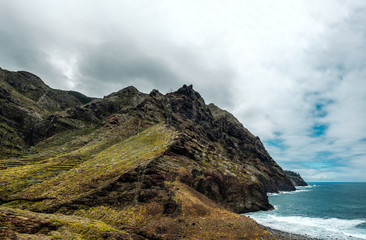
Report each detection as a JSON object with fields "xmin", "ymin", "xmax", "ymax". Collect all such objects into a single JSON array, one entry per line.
[{"xmin": 1, "ymin": 0, "xmax": 366, "ymax": 182}]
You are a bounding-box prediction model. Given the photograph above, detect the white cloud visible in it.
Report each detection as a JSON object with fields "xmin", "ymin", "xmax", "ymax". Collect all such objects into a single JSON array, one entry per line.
[{"xmin": 0, "ymin": 0, "xmax": 365, "ymax": 181}]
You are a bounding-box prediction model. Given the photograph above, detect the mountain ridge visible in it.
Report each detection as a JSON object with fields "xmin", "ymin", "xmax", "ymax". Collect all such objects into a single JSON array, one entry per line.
[{"xmin": 0, "ymin": 68, "xmax": 304, "ymax": 239}]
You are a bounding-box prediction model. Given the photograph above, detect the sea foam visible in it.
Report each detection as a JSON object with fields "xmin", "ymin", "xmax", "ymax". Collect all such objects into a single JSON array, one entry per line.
[
  {"xmin": 267, "ymin": 189, "xmax": 311, "ymax": 196},
  {"xmin": 246, "ymin": 214, "xmax": 366, "ymax": 240}
]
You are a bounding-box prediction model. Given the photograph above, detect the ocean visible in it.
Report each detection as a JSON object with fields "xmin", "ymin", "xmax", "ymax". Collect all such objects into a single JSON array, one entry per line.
[{"xmin": 244, "ymin": 182, "xmax": 366, "ymax": 240}]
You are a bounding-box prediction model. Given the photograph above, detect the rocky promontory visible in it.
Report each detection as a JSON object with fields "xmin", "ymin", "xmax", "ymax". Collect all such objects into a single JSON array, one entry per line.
[{"xmin": 284, "ymin": 170, "xmax": 308, "ymax": 186}]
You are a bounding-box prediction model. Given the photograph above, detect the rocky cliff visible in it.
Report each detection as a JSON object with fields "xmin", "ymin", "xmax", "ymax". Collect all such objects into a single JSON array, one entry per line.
[
  {"xmin": 284, "ymin": 170, "xmax": 308, "ymax": 186},
  {"xmin": 0, "ymin": 68, "xmax": 299, "ymax": 239}
]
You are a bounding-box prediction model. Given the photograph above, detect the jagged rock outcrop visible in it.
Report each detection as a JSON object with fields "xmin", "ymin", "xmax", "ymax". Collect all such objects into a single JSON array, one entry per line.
[
  {"xmin": 284, "ymin": 170, "xmax": 308, "ymax": 186},
  {"xmin": 0, "ymin": 68, "xmax": 298, "ymax": 239}
]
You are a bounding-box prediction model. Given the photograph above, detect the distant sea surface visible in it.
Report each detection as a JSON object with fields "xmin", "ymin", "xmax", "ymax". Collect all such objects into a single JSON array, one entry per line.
[{"xmin": 244, "ymin": 182, "xmax": 366, "ymax": 240}]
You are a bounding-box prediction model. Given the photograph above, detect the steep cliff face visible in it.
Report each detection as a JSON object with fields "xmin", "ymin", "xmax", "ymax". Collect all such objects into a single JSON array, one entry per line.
[
  {"xmin": 0, "ymin": 68, "xmax": 298, "ymax": 239},
  {"xmin": 284, "ymin": 170, "xmax": 308, "ymax": 186}
]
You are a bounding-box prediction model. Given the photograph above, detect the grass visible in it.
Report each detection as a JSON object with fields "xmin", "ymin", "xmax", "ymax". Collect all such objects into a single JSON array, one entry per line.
[
  {"xmin": 0, "ymin": 206, "xmax": 130, "ymax": 240},
  {"xmin": 173, "ymin": 182, "xmax": 270, "ymax": 240},
  {"xmin": 75, "ymin": 202, "xmax": 165, "ymax": 228},
  {"xmin": 0, "ymin": 122, "xmax": 26, "ymax": 158},
  {"xmin": 1, "ymin": 124, "xmax": 178, "ymax": 211}
]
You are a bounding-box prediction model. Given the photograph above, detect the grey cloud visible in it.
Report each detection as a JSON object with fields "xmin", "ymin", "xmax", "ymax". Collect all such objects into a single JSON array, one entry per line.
[
  {"xmin": 0, "ymin": 12, "xmax": 44, "ymax": 70},
  {"xmin": 0, "ymin": 1, "xmax": 72, "ymax": 89},
  {"xmin": 0, "ymin": 1, "xmax": 236, "ymax": 107},
  {"xmin": 74, "ymin": 40, "xmax": 181, "ymax": 97},
  {"xmin": 1, "ymin": 0, "xmax": 366, "ymax": 181},
  {"xmin": 73, "ymin": 39, "xmax": 235, "ymax": 107}
]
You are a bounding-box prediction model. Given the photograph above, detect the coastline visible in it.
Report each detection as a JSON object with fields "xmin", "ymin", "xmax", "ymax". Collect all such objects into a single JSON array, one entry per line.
[
  {"xmin": 262, "ymin": 224, "xmax": 320, "ymax": 240},
  {"xmin": 259, "ymin": 185, "xmax": 319, "ymax": 239}
]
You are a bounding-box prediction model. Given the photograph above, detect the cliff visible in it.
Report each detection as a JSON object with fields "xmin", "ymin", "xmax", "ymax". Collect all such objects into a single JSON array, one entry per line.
[
  {"xmin": 0, "ymin": 68, "xmax": 298, "ymax": 239},
  {"xmin": 284, "ymin": 170, "xmax": 308, "ymax": 186}
]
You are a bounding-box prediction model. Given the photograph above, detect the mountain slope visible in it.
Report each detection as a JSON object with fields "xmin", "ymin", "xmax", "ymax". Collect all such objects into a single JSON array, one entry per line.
[
  {"xmin": 0, "ymin": 68, "xmax": 298, "ymax": 239},
  {"xmin": 0, "ymin": 67, "xmax": 94, "ymax": 155}
]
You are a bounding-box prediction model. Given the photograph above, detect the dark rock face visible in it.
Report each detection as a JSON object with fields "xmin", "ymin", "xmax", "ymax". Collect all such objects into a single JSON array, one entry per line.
[
  {"xmin": 0, "ymin": 68, "xmax": 296, "ymax": 215},
  {"xmin": 166, "ymin": 85, "xmax": 294, "ymax": 192},
  {"xmin": 284, "ymin": 170, "xmax": 308, "ymax": 186}
]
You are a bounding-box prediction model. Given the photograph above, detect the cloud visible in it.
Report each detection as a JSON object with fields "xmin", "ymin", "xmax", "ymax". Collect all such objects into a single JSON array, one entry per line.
[
  {"xmin": 0, "ymin": 0, "xmax": 236, "ymax": 104},
  {"xmin": 0, "ymin": 0, "xmax": 365, "ymax": 181}
]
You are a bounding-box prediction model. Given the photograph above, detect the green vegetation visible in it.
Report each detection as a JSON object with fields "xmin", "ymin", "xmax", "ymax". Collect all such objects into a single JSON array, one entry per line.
[
  {"xmin": 1, "ymin": 124, "xmax": 177, "ymax": 210},
  {"xmin": 75, "ymin": 202, "xmax": 165, "ymax": 229},
  {"xmin": 0, "ymin": 207, "xmax": 129, "ymax": 240},
  {"xmin": 174, "ymin": 182, "xmax": 270, "ymax": 240},
  {"xmin": 0, "ymin": 122, "xmax": 25, "ymax": 157}
]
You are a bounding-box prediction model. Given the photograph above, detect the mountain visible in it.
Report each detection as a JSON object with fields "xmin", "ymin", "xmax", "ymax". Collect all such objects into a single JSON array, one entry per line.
[
  {"xmin": 0, "ymin": 68, "xmax": 300, "ymax": 239},
  {"xmin": 0, "ymin": 67, "xmax": 94, "ymax": 156},
  {"xmin": 284, "ymin": 170, "xmax": 308, "ymax": 186}
]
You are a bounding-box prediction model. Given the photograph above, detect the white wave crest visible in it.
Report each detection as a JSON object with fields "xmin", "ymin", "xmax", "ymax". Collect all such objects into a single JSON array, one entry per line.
[
  {"xmin": 277, "ymin": 189, "xmax": 310, "ymax": 194},
  {"xmin": 268, "ymin": 188, "xmax": 311, "ymax": 196},
  {"xmin": 296, "ymin": 185, "xmax": 316, "ymax": 190},
  {"xmin": 246, "ymin": 214, "xmax": 366, "ymax": 240},
  {"xmin": 272, "ymin": 205, "xmax": 280, "ymax": 210}
]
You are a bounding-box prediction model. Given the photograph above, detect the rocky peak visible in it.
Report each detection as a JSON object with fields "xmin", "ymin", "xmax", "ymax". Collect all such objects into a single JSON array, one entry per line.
[
  {"xmin": 174, "ymin": 85, "xmax": 206, "ymax": 108},
  {"xmin": 149, "ymin": 89, "xmax": 163, "ymax": 97},
  {"xmin": 106, "ymin": 86, "xmax": 139, "ymax": 98},
  {"xmin": 176, "ymin": 84, "xmax": 201, "ymax": 98},
  {"xmin": 3, "ymin": 70, "xmax": 49, "ymax": 101},
  {"xmin": 166, "ymin": 85, "xmax": 209, "ymax": 124}
]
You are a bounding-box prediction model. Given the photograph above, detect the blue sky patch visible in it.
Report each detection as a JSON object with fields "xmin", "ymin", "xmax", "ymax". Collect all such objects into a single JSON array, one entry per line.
[
  {"xmin": 300, "ymin": 159, "xmax": 344, "ymax": 170},
  {"xmin": 307, "ymin": 151, "xmax": 345, "ymax": 169},
  {"xmin": 265, "ymin": 138, "xmax": 286, "ymax": 151},
  {"xmin": 315, "ymin": 151, "xmax": 333, "ymax": 158},
  {"xmin": 312, "ymin": 98, "xmax": 334, "ymax": 118},
  {"xmin": 308, "ymin": 123, "xmax": 329, "ymax": 137}
]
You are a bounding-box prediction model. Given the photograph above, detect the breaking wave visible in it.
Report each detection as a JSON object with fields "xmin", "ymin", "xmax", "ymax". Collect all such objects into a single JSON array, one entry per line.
[{"xmin": 246, "ymin": 214, "xmax": 366, "ymax": 240}]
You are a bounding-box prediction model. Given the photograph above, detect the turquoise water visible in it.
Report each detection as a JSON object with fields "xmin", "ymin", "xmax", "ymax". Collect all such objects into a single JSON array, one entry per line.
[{"xmin": 245, "ymin": 183, "xmax": 366, "ymax": 240}]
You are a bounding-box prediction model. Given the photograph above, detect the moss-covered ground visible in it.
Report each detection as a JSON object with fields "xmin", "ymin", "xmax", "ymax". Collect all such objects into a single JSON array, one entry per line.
[
  {"xmin": 0, "ymin": 124, "xmax": 177, "ymax": 209},
  {"xmin": 0, "ymin": 206, "xmax": 133, "ymax": 240}
]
